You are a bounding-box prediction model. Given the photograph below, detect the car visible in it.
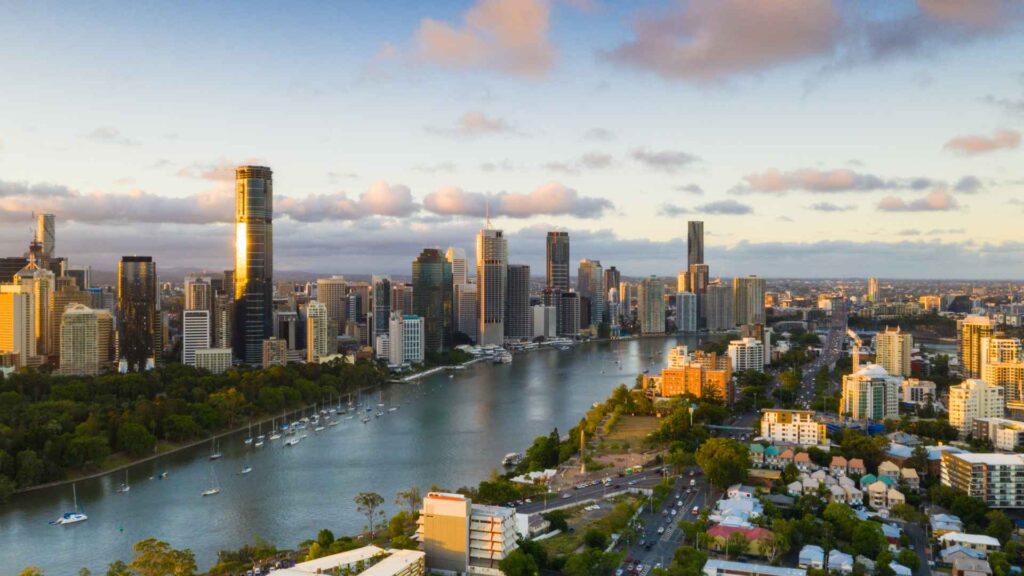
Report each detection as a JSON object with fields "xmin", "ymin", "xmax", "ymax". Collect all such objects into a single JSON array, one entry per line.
[
  {"xmin": 644, "ymin": 543, "xmax": 653, "ymax": 551},
  {"xmin": 616, "ymin": 569, "xmax": 624, "ymax": 576},
  {"xmin": 636, "ymin": 564, "xmax": 645, "ymax": 573},
  {"xmin": 657, "ymin": 526, "xmax": 665, "ymax": 534},
  {"xmin": 561, "ymin": 493, "xmax": 572, "ymax": 499},
  {"xmin": 661, "ymin": 510, "xmax": 668, "ymax": 516},
  {"xmin": 691, "ymin": 506, "xmax": 699, "ymax": 515},
  {"xmin": 688, "ymin": 470, "xmax": 695, "ymax": 477}
]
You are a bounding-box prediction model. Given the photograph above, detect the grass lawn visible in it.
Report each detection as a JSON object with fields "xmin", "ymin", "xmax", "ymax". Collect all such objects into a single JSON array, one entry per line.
[{"xmin": 604, "ymin": 415, "xmax": 660, "ymax": 443}]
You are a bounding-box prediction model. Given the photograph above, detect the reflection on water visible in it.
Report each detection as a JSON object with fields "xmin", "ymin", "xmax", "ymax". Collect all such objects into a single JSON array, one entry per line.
[{"xmin": 0, "ymin": 335, "xmax": 699, "ymax": 574}]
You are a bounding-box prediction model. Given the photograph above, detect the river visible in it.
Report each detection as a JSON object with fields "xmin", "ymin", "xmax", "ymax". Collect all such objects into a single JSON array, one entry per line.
[{"xmin": 1, "ymin": 335, "xmax": 700, "ymax": 574}]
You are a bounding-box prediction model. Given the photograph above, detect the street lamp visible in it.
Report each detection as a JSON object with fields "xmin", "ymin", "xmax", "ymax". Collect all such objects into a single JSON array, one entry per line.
[{"xmin": 688, "ymin": 403, "xmax": 697, "ymax": 427}]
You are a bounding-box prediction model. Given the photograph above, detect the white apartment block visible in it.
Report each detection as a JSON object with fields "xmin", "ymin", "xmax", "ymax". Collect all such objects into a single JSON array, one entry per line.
[
  {"xmin": 306, "ymin": 300, "xmax": 331, "ymax": 363},
  {"xmin": 469, "ymin": 504, "xmax": 518, "ymax": 575},
  {"xmin": 195, "ymin": 348, "xmax": 233, "ymax": 374},
  {"xmin": 841, "ymin": 364, "xmax": 900, "ymax": 421},
  {"xmin": 729, "ymin": 337, "xmax": 765, "ymax": 373},
  {"xmin": 531, "ymin": 304, "xmax": 556, "ymax": 339},
  {"xmin": 59, "ymin": 304, "xmax": 98, "ymax": 376},
  {"xmin": 949, "ymin": 379, "xmax": 1005, "ymax": 439},
  {"xmin": 760, "ymin": 409, "xmax": 827, "ymax": 446},
  {"xmin": 941, "ymin": 452, "xmax": 1024, "ymax": 509},
  {"xmin": 901, "ymin": 378, "xmax": 936, "ymax": 406},
  {"xmin": 182, "ymin": 309, "xmax": 211, "ymax": 366},
  {"xmin": 874, "ymin": 326, "xmax": 913, "ymax": 377},
  {"xmin": 389, "ymin": 313, "xmax": 424, "ymax": 367},
  {"xmin": 972, "ymin": 418, "xmax": 1024, "ymax": 451}
]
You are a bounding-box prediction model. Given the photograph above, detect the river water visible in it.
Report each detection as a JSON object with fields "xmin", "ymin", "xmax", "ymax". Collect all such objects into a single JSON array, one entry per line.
[{"xmin": 1, "ymin": 335, "xmax": 698, "ymax": 574}]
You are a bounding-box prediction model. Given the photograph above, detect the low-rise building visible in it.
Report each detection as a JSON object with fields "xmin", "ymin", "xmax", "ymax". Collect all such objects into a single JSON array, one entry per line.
[
  {"xmin": 798, "ymin": 545, "xmax": 825, "ymax": 569},
  {"xmin": 759, "ymin": 409, "xmax": 827, "ymax": 447},
  {"xmin": 971, "ymin": 417, "xmax": 1024, "ymax": 451},
  {"xmin": 702, "ymin": 560, "xmax": 806, "ymax": 576},
  {"xmin": 417, "ymin": 492, "xmax": 518, "ymax": 576},
  {"xmin": 194, "ymin": 347, "xmax": 232, "ymax": 374},
  {"xmin": 930, "ymin": 513, "xmax": 964, "ymax": 537},
  {"xmin": 901, "ymin": 378, "xmax": 936, "ymax": 407},
  {"xmin": 830, "ymin": 456, "xmax": 848, "ymax": 476},
  {"xmin": 847, "ymin": 458, "xmax": 866, "ymax": 476},
  {"xmin": 937, "ymin": 533, "xmax": 1001, "ymax": 554},
  {"xmin": 274, "ymin": 546, "xmax": 425, "ymax": 576},
  {"xmin": 951, "ymin": 557, "xmax": 992, "ymax": 576},
  {"xmin": 878, "ymin": 461, "xmax": 901, "ymax": 483},
  {"xmin": 707, "ymin": 525, "xmax": 775, "ymax": 557}
]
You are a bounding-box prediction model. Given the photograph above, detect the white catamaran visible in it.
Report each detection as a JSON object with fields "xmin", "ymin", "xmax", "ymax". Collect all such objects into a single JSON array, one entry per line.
[
  {"xmin": 201, "ymin": 466, "xmax": 221, "ymax": 497},
  {"xmin": 52, "ymin": 483, "xmax": 88, "ymax": 525}
]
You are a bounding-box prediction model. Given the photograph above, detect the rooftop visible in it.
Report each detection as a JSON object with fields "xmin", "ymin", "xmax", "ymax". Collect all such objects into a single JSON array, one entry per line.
[
  {"xmin": 703, "ymin": 559, "xmax": 807, "ymax": 576},
  {"xmin": 938, "ymin": 532, "xmax": 1001, "ymax": 547},
  {"xmin": 945, "ymin": 453, "xmax": 1024, "ymax": 466}
]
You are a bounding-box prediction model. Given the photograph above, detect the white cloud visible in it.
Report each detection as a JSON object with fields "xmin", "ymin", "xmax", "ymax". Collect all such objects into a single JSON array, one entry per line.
[{"xmin": 423, "ymin": 182, "xmax": 612, "ymax": 218}]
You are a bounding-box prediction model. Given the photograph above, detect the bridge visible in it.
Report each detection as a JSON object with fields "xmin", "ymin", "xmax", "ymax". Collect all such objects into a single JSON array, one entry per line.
[{"xmin": 705, "ymin": 424, "xmax": 756, "ymax": 432}]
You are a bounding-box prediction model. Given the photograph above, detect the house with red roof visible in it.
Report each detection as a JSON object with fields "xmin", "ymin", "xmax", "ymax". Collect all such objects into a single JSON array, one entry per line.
[{"xmin": 707, "ymin": 525, "xmax": 776, "ymax": 557}]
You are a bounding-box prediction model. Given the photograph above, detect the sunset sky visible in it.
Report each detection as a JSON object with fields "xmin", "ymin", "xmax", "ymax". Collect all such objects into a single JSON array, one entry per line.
[{"xmin": 2, "ymin": 0, "xmax": 1023, "ymax": 278}]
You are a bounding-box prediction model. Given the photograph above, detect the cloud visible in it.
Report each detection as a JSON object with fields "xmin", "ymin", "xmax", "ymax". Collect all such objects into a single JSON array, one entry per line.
[
  {"xmin": 414, "ymin": 162, "xmax": 457, "ymax": 173},
  {"xmin": 415, "ymin": 0, "xmax": 556, "ymax": 78},
  {"xmin": 877, "ymin": 190, "xmax": 958, "ymax": 212},
  {"xmin": 562, "ymin": 0, "xmax": 601, "ymax": 14},
  {"xmin": 423, "ymin": 182, "xmax": 612, "ymax": 218},
  {"xmin": 582, "ymin": 127, "xmax": 614, "ymax": 141},
  {"xmin": 943, "ymin": 129, "xmax": 1021, "ymax": 155},
  {"xmin": 0, "ymin": 184, "xmax": 231, "ymax": 225},
  {"xmin": 674, "ymin": 184, "xmax": 704, "ymax": 195},
  {"xmin": 733, "ymin": 168, "xmax": 934, "ymax": 194},
  {"xmin": 480, "ymin": 159, "xmax": 520, "ymax": 172},
  {"xmin": 0, "ymin": 180, "xmax": 75, "ymax": 199},
  {"xmin": 898, "ymin": 229, "xmax": 921, "ymax": 236},
  {"xmin": 605, "ymin": 1, "xmax": 1023, "ymax": 83},
  {"xmin": 696, "ymin": 199, "xmax": 752, "ymax": 215},
  {"xmin": 276, "ymin": 182, "xmax": 417, "ymax": 222},
  {"xmin": 659, "ymin": 203, "xmax": 690, "ymax": 217},
  {"xmin": 430, "ymin": 111, "xmax": 517, "ymax": 137},
  {"xmin": 925, "ymin": 227, "xmax": 965, "ymax": 235},
  {"xmin": 631, "ymin": 148, "xmax": 699, "ymax": 172},
  {"xmin": 605, "ymin": 0, "xmax": 839, "ymax": 82},
  {"xmin": 82, "ymin": 127, "xmax": 140, "ymax": 147},
  {"xmin": 177, "ymin": 159, "xmax": 265, "ymax": 181},
  {"xmin": 954, "ymin": 175, "xmax": 983, "ymax": 193},
  {"xmin": 809, "ymin": 202, "xmax": 855, "ymax": 212},
  {"xmin": 543, "ymin": 152, "xmax": 613, "ymax": 174}
]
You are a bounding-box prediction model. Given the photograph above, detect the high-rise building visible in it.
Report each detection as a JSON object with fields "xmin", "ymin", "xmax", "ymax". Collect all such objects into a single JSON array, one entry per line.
[
  {"xmin": 413, "ymin": 249, "xmax": 454, "ymax": 354},
  {"xmin": 454, "ymin": 283, "xmax": 479, "ymax": 343},
  {"xmin": 195, "ymin": 348, "xmax": 233, "ymax": 374},
  {"xmin": 14, "ymin": 263, "xmax": 54, "ymax": 356},
  {"xmin": 317, "ymin": 276, "xmax": 348, "ymax": 338},
  {"xmin": 687, "ymin": 220, "xmax": 704, "ymax": 268},
  {"xmin": 981, "ymin": 337, "xmax": 1024, "ymax": 411},
  {"xmin": 262, "ymin": 337, "xmax": 288, "ymax": 368},
  {"xmin": 576, "ymin": 259, "xmax": 604, "ymax": 328},
  {"xmin": 637, "ymin": 276, "xmax": 666, "ymax": 334},
  {"xmin": 476, "ymin": 227, "xmax": 508, "ymax": 346},
  {"xmin": 117, "ymin": 256, "xmax": 157, "ymax": 372},
  {"xmin": 941, "ymin": 452, "xmax": 1024, "ymax": 509},
  {"xmin": 48, "ymin": 279, "xmax": 91, "ymax": 364},
  {"xmin": 233, "ymin": 165, "xmax": 274, "ymax": 365},
  {"xmin": 388, "ymin": 313, "xmax": 424, "ymax": 366},
  {"xmin": 213, "ymin": 292, "xmax": 233, "ymax": 349},
  {"xmin": 841, "ymin": 364, "xmax": 901, "ymax": 421},
  {"xmin": 0, "ymin": 257, "xmax": 29, "ymax": 284},
  {"xmin": 36, "ymin": 213, "xmax": 55, "ymax": 258},
  {"xmin": 687, "ymin": 263, "xmax": 709, "ymax": 327},
  {"xmin": 677, "ymin": 271, "xmax": 688, "ymax": 293},
  {"xmin": 505, "ymin": 264, "xmax": 531, "ymax": 340},
  {"xmin": 604, "ymin": 266, "xmax": 620, "ymax": 303},
  {"xmin": 732, "ymin": 276, "xmax": 766, "ymax": 326},
  {"xmin": 557, "ymin": 291, "xmax": 581, "ymax": 337},
  {"xmin": 182, "ymin": 310, "xmax": 211, "ymax": 366},
  {"xmin": 545, "ymin": 231, "xmax": 570, "ymax": 291},
  {"xmin": 391, "ymin": 282, "xmax": 414, "ymax": 314},
  {"xmin": 65, "ymin": 265, "xmax": 91, "ymax": 290},
  {"xmin": 959, "ymin": 315, "xmax": 994, "ymax": 378},
  {"xmin": 95, "ymin": 309, "xmax": 114, "ymax": 370},
  {"xmin": 677, "ymin": 292, "xmax": 697, "ymax": 333},
  {"xmin": 417, "ymin": 492, "xmax": 518, "ymax": 575},
  {"xmin": 445, "ymin": 247, "xmax": 468, "ymax": 286},
  {"xmin": 0, "ymin": 285, "xmax": 35, "ymax": 367},
  {"xmin": 532, "ymin": 304, "xmax": 557, "ymax": 339},
  {"xmin": 371, "ymin": 275, "xmax": 392, "ymax": 348},
  {"xmin": 306, "ymin": 300, "xmax": 331, "ymax": 363},
  {"xmin": 949, "ymin": 379, "xmax": 1005, "ymax": 439},
  {"xmin": 728, "ymin": 337, "xmax": 765, "ymax": 372},
  {"xmin": 59, "ymin": 304, "xmax": 98, "ymax": 376},
  {"xmin": 705, "ymin": 282, "xmax": 734, "ymax": 331},
  {"xmin": 184, "ymin": 275, "xmax": 213, "ymax": 311},
  {"xmin": 874, "ymin": 326, "xmax": 913, "ymax": 377},
  {"xmin": 867, "ymin": 277, "xmax": 879, "ymax": 303}
]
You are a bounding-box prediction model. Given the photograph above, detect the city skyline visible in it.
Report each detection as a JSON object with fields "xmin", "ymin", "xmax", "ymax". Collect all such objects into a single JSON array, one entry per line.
[{"xmin": 0, "ymin": 1, "xmax": 1022, "ymax": 278}]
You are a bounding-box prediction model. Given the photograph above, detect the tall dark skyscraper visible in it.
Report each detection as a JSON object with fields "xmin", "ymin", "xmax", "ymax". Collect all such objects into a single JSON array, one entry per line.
[
  {"xmin": 117, "ymin": 256, "xmax": 157, "ymax": 371},
  {"xmin": 233, "ymin": 165, "xmax": 274, "ymax": 364},
  {"xmin": 505, "ymin": 264, "xmax": 531, "ymax": 340},
  {"xmin": 604, "ymin": 267, "xmax": 620, "ymax": 301},
  {"xmin": 546, "ymin": 231, "xmax": 570, "ymax": 291},
  {"xmin": 687, "ymin": 221, "xmax": 704, "ymax": 267},
  {"xmin": 412, "ymin": 249, "xmax": 454, "ymax": 354}
]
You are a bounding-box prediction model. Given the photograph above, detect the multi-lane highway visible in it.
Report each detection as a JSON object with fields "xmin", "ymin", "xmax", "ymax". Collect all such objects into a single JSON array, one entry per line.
[
  {"xmin": 797, "ymin": 300, "xmax": 848, "ymax": 407},
  {"xmin": 515, "ymin": 469, "xmax": 669, "ymax": 515}
]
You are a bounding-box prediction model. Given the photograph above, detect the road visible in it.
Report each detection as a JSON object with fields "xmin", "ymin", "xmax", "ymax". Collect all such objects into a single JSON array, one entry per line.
[
  {"xmin": 516, "ymin": 469, "xmax": 670, "ymax": 515},
  {"xmin": 617, "ymin": 471, "xmax": 711, "ymax": 575},
  {"xmin": 796, "ymin": 299, "xmax": 848, "ymax": 408}
]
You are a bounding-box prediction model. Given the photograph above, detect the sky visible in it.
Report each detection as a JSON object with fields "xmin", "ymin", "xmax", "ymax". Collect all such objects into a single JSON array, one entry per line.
[{"xmin": 1, "ymin": 0, "xmax": 1024, "ymax": 279}]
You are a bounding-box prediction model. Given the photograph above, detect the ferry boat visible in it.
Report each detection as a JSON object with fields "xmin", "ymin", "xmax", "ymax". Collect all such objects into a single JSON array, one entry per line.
[{"xmin": 502, "ymin": 453, "xmax": 522, "ymax": 467}]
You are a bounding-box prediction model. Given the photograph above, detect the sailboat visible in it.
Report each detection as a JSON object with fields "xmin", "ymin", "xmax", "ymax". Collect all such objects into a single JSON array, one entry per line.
[
  {"xmin": 209, "ymin": 438, "xmax": 223, "ymax": 460},
  {"xmin": 269, "ymin": 417, "xmax": 282, "ymax": 441},
  {"xmin": 256, "ymin": 421, "xmax": 265, "ymax": 443},
  {"xmin": 201, "ymin": 466, "xmax": 221, "ymax": 496},
  {"xmin": 51, "ymin": 484, "xmax": 88, "ymax": 525},
  {"xmin": 244, "ymin": 421, "xmax": 254, "ymax": 446},
  {"xmin": 115, "ymin": 470, "xmax": 130, "ymax": 493},
  {"xmin": 239, "ymin": 455, "xmax": 252, "ymax": 475}
]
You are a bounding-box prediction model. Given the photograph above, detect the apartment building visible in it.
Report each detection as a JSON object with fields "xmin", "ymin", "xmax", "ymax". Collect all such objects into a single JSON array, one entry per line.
[
  {"xmin": 941, "ymin": 452, "xmax": 1024, "ymax": 508},
  {"xmin": 759, "ymin": 409, "xmax": 827, "ymax": 447}
]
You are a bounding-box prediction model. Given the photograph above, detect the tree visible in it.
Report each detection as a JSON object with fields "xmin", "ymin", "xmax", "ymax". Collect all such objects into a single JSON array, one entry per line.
[
  {"xmin": 15, "ymin": 450, "xmax": 43, "ymax": 488},
  {"xmin": 896, "ymin": 549, "xmax": 919, "ymax": 571},
  {"xmin": 127, "ymin": 538, "xmax": 197, "ymax": 576},
  {"xmin": 584, "ymin": 528, "xmax": 609, "ymax": 549},
  {"xmin": 317, "ymin": 528, "xmax": 335, "ymax": 549},
  {"xmin": 117, "ymin": 423, "xmax": 156, "ymax": 456},
  {"xmin": 762, "ymin": 532, "xmax": 789, "ymax": 564},
  {"xmin": 852, "ymin": 522, "xmax": 884, "ymax": 559},
  {"xmin": 543, "ymin": 510, "xmax": 569, "ymax": 532},
  {"xmin": 305, "ymin": 542, "xmax": 323, "ymax": 561},
  {"xmin": 726, "ymin": 532, "xmax": 749, "ymax": 559},
  {"xmin": 696, "ymin": 438, "xmax": 750, "ymax": 489},
  {"xmin": 105, "ymin": 560, "xmax": 130, "ymax": 576},
  {"xmin": 498, "ymin": 549, "xmax": 540, "ymax": 576},
  {"xmin": 18, "ymin": 568, "xmax": 43, "ymax": 576},
  {"xmin": 985, "ymin": 510, "xmax": 1013, "ymax": 544},
  {"xmin": 354, "ymin": 492, "xmax": 385, "ymax": 539},
  {"xmin": 562, "ymin": 549, "xmax": 620, "ymax": 576},
  {"xmin": 395, "ymin": 486, "xmax": 421, "ymax": 515}
]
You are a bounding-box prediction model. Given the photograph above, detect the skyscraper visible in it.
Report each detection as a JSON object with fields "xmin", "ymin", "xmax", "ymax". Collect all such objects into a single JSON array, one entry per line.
[
  {"xmin": 687, "ymin": 263, "xmax": 709, "ymax": 327},
  {"xmin": 732, "ymin": 275, "xmax": 766, "ymax": 326},
  {"xmin": 477, "ymin": 226, "xmax": 508, "ymax": 346},
  {"xmin": 867, "ymin": 277, "xmax": 879, "ymax": 303},
  {"xmin": 637, "ymin": 276, "xmax": 666, "ymax": 334},
  {"xmin": 980, "ymin": 337, "xmax": 1024, "ymax": 411},
  {"xmin": 446, "ymin": 247, "xmax": 468, "ymax": 286},
  {"xmin": 959, "ymin": 315, "xmax": 994, "ymax": 378},
  {"xmin": 59, "ymin": 304, "xmax": 98, "ymax": 376},
  {"xmin": 556, "ymin": 291, "xmax": 580, "ymax": 337},
  {"xmin": 505, "ymin": 264, "xmax": 531, "ymax": 340},
  {"xmin": 14, "ymin": 263, "xmax": 54, "ymax": 356},
  {"xmin": 677, "ymin": 292, "xmax": 697, "ymax": 333},
  {"xmin": 413, "ymin": 249, "xmax": 454, "ymax": 354},
  {"xmin": 705, "ymin": 282, "xmax": 734, "ymax": 331},
  {"xmin": 185, "ymin": 275, "xmax": 213, "ymax": 311},
  {"xmin": 577, "ymin": 259, "xmax": 605, "ymax": 328},
  {"xmin": 949, "ymin": 379, "xmax": 1004, "ymax": 439},
  {"xmin": 687, "ymin": 220, "xmax": 704, "ymax": 268},
  {"xmin": 0, "ymin": 284, "xmax": 35, "ymax": 366},
  {"xmin": 306, "ymin": 300, "xmax": 330, "ymax": 363},
  {"xmin": 36, "ymin": 213, "xmax": 55, "ymax": 258},
  {"xmin": 372, "ymin": 275, "xmax": 392, "ymax": 347},
  {"xmin": 117, "ymin": 256, "xmax": 157, "ymax": 371},
  {"xmin": 389, "ymin": 312, "xmax": 425, "ymax": 366},
  {"xmin": 874, "ymin": 326, "xmax": 913, "ymax": 377},
  {"xmin": 182, "ymin": 309, "xmax": 211, "ymax": 366},
  {"xmin": 233, "ymin": 165, "xmax": 274, "ymax": 365},
  {"xmin": 454, "ymin": 283, "xmax": 479, "ymax": 343},
  {"xmin": 48, "ymin": 278, "xmax": 91, "ymax": 364},
  {"xmin": 317, "ymin": 276, "xmax": 348, "ymax": 337},
  {"xmin": 545, "ymin": 231, "xmax": 570, "ymax": 291},
  {"xmin": 841, "ymin": 364, "xmax": 900, "ymax": 421}
]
